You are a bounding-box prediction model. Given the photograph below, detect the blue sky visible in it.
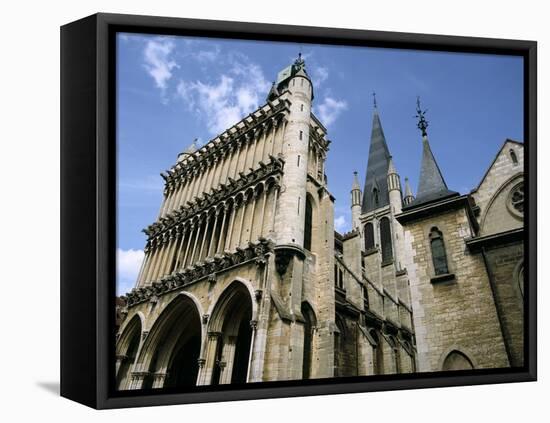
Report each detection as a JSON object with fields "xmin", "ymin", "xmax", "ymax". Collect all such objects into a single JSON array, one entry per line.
[{"xmin": 116, "ymin": 33, "xmax": 523, "ymax": 295}]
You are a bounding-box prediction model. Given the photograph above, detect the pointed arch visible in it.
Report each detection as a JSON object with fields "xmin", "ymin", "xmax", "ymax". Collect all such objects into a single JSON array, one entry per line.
[
  {"xmin": 207, "ymin": 280, "xmax": 256, "ymax": 385},
  {"xmin": 301, "ymin": 302, "xmax": 317, "ymax": 379},
  {"xmin": 441, "ymin": 350, "xmax": 475, "ymax": 371},
  {"xmin": 115, "ymin": 314, "xmax": 142, "ymax": 390},
  {"xmin": 134, "ymin": 292, "xmax": 204, "ymax": 389}
]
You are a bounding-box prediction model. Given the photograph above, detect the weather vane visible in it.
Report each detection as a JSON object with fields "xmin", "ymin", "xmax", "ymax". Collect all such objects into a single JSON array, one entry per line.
[
  {"xmin": 415, "ymin": 96, "xmax": 429, "ymax": 137},
  {"xmin": 372, "ymin": 91, "xmax": 377, "ymax": 108}
]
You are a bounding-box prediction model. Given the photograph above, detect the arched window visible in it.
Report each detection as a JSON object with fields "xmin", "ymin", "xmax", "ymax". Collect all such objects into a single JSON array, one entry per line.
[
  {"xmin": 380, "ymin": 217, "xmax": 393, "ymax": 263},
  {"xmin": 304, "ymin": 196, "xmax": 313, "ymax": 251},
  {"xmin": 373, "ymin": 188, "xmax": 379, "ymax": 207},
  {"xmin": 364, "ymin": 222, "xmax": 375, "ymax": 250},
  {"xmin": 510, "ymin": 149, "xmax": 518, "ymax": 165},
  {"xmin": 430, "ymin": 227, "xmax": 449, "ymax": 275}
]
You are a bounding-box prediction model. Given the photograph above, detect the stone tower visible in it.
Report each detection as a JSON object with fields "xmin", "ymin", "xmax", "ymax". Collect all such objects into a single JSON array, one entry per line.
[{"xmin": 351, "ymin": 171, "xmax": 362, "ymax": 230}]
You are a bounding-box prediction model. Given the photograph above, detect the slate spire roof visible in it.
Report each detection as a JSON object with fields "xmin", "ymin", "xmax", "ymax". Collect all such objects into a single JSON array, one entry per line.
[
  {"xmin": 406, "ymin": 100, "xmax": 458, "ymax": 208},
  {"xmin": 361, "ymin": 106, "xmax": 392, "ymax": 213}
]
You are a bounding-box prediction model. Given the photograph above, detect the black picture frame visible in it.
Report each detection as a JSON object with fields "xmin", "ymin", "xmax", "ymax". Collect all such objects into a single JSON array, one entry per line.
[{"xmin": 60, "ymin": 12, "xmax": 537, "ymax": 409}]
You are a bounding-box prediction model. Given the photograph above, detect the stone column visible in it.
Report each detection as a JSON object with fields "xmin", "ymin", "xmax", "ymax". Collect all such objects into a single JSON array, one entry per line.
[
  {"xmin": 173, "ymin": 224, "xmax": 188, "ymax": 270},
  {"xmin": 207, "ymin": 209, "xmax": 221, "ymax": 258},
  {"xmin": 128, "ymin": 371, "xmax": 149, "ymax": 390},
  {"xmin": 236, "ymin": 194, "xmax": 249, "ymax": 248},
  {"xmin": 182, "ymin": 223, "xmax": 196, "ymax": 268},
  {"xmin": 216, "ymin": 205, "xmax": 229, "ymax": 254},
  {"xmin": 158, "ymin": 188, "xmax": 169, "ymax": 219},
  {"xmin": 189, "ymin": 216, "xmax": 203, "ymax": 266},
  {"xmin": 135, "ymin": 243, "xmax": 150, "ymax": 286},
  {"xmin": 224, "ymin": 199, "xmax": 238, "ymax": 252},
  {"xmin": 258, "ymin": 124, "xmax": 268, "ymax": 164},
  {"xmin": 232, "ymin": 139, "xmax": 244, "ymax": 179},
  {"xmin": 278, "ymin": 117, "xmax": 288, "ymax": 156},
  {"xmin": 270, "ymin": 118, "xmax": 279, "ymax": 157},
  {"xmin": 258, "ymin": 189, "xmax": 268, "ymax": 238},
  {"xmin": 198, "ymin": 332, "xmax": 221, "ymax": 385},
  {"xmin": 198, "ymin": 214, "xmax": 211, "ymax": 262},
  {"xmin": 246, "ymin": 320, "xmax": 258, "ymax": 382},
  {"xmin": 219, "ymin": 336, "xmax": 236, "ymax": 385},
  {"xmin": 151, "ymin": 372, "xmax": 168, "ymax": 389},
  {"xmin": 142, "ymin": 241, "xmax": 158, "ymax": 284},
  {"xmin": 146, "ymin": 240, "xmax": 161, "ymax": 283},
  {"xmin": 269, "ymin": 183, "xmax": 280, "ymax": 236},
  {"xmin": 246, "ymin": 191, "xmax": 258, "ymax": 243}
]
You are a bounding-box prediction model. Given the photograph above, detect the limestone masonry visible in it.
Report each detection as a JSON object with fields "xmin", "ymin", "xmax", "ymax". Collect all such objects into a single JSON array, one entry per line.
[{"xmin": 115, "ymin": 55, "xmax": 524, "ymax": 389}]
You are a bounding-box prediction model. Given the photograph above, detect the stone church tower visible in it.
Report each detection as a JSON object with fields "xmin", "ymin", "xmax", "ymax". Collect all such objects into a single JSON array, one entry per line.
[{"xmin": 115, "ymin": 55, "xmax": 524, "ymax": 390}]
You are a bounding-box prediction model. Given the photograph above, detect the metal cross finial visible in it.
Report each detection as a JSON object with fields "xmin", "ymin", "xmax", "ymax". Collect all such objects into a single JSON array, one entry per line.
[
  {"xmin": 373, "ymin": 91, "xmax": 377, "ymax": 108},
  {"xmin": 415, "ymin": 96, "xmax": 429, "ymax": 137}
]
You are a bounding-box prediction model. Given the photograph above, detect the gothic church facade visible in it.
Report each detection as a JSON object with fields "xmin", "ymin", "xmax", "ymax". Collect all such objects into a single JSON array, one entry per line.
[{"xmin": 115, "ymin": 55, "xmax": 524, "ymax": 389}]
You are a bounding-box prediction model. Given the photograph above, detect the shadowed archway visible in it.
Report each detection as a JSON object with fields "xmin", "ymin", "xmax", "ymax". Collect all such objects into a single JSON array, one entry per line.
[
  {"xmin": 135, "ymin": 294, "xmax": 203, "ymax": 389},
  {"xmin": 209, "ymin": 281, "xmax": 254, "ymax": 385},
  {"xmin": 115, "ymin": 314, "xmax": 142, "ymax": 390}
]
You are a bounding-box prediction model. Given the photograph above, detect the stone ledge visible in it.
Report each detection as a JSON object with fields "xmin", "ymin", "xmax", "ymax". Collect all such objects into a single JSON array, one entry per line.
[{"xmin": 430, "ymin": 273, "xmax": 456, "ymax": 284}]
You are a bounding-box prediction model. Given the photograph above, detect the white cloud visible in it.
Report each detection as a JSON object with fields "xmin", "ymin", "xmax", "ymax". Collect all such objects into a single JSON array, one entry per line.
[
  {"xmin": 312, "ymin": 66, "xmax": 329, "ymax": 88},
  {"xmin": 334, "ymin": 215, "xmax": 347, "ymax": 232},
  {"xmin": 143, "ymin": 38, "xmax": 178, "ymax": 93},
  {"xmin": 193, "ymin": 45, "xmax": 221, "ymax": 62},
  {"xmin": 117, "ymin": 248, "xmax": 144, "ymax": 295},
  {"xmin": 317, "ymin": 97, "xmax": 348, "ymax": 127},
  {"xmin": 176, "ymin": 55, "xmax": 271, "ymax": 134}
]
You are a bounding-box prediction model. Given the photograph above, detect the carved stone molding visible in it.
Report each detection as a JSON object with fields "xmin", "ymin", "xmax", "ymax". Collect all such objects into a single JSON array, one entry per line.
[{"xmin": 125, "ymin": 239, "xmax": 274, "ymax": 308}]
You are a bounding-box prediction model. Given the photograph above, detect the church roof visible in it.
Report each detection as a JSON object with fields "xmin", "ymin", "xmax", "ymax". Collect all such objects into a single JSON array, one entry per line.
[
  {"xmin": 362, "ymin": 108, "xmax": 391, "ymax": 213},
  {"xmin": 405, "ymin": 136, "xmax": 458, "ymax": 208}
]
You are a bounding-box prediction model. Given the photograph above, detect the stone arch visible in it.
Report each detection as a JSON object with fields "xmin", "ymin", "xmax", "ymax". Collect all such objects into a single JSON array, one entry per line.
[
  {"xmin": 441, "ymin": 350, "xmax": 475, "ymax": 371},
  {"xmin": 207, "ymin": 279, "xmax": 256, "ymax": 385},
  {"xmin": 115, "ymin": 314, "xmax": 143, "ymax": 390},
  {"xmin": 134, "ymin": 292, "xmax": 204, "ymax": 389},
  {"xmin": 438, "ymin": 346, "xmax": 477, "ymax": 371},
  {"xmin": 369, "ymin": 329, "xmax": 384, "ymax": 375},
  {"xmin": 301, "ymin": 301, "xmax": 317, "ymax": 379}
]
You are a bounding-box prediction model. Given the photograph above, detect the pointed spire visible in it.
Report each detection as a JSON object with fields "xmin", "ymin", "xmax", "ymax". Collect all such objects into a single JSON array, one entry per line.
[
  {"xmin": 387, "ymin": 155, "xmax": 397, "ymax": 176},
  {"xmin": 362, "ymin": 101, "xmax": 392, "ymax": 213},
  {"xmin": 407, "ymin": 100, "xmax": 458, "ymax": 208},
  {"xmin": 352, "ymin": 171, "xmax": 361, "ymax": 190},
  {"xmin": 404, "ymin": 177, "xmax": 414, "ymax": 205}
]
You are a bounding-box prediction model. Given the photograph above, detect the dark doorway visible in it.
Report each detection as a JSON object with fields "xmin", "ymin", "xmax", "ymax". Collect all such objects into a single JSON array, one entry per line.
[
  {"xmin": 165, "ymin": 335, "xmax": 201, "ymax": 388},
  {"xmin": 231, "ymin": 310, "xmax": 253, "ymax": 384}
]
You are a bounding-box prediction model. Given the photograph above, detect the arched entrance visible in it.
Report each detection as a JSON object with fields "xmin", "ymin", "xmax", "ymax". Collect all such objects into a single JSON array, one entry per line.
[
  {"xmin": 442, "ymin": 350, "xmax": 474, "ymax": 371},
  {"xmin": 115, "ymin": 315, "xmax": 142, "ymax": 390},
  {"xmin": 136, "ymin": 294, "xmax": 203, "ymax": 389},
  {"xmin": 209, "ymin": 281, "xmax": 254, "ymax": 385}
]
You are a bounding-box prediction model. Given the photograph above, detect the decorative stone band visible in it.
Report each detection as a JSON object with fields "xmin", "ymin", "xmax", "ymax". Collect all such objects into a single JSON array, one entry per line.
[
  {"xmin": 123, "ymin": 238, "xmax": 274, "ymax": 308},
  {"xmin": 144, "ymin": 156, "xmax": 284, "ymax": 241},
  {"xmin": 162, "ymin": 100, "xmax": 290, "ymax": 187}
]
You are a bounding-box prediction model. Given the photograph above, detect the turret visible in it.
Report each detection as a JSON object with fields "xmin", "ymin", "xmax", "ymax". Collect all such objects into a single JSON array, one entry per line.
[
  {"xmin": 405, "ymin": 97, "xmax": 458, "ymax": 209},
  {"xmin": 403, "ymin": 177, "xmax": 415, "ymax": 205},
  {"xmin": 351, "ymin": 171, "xmax": 362, "ymax": 230},
  {"xmin": 387, "ymin": 156, "xmax": 403, "ymax": 214},
  {"xmin": 273, "ymin": 54, "xmax": 314, "ymax": 248}
]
